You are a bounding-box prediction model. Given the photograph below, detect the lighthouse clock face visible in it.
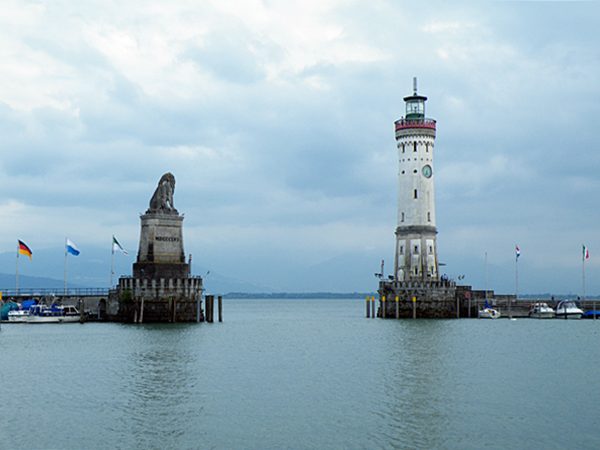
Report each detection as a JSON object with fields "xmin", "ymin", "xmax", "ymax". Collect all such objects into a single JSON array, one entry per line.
[{"xmin": 422, "ymin": 164, "xmax": 432, "ymax": 178}]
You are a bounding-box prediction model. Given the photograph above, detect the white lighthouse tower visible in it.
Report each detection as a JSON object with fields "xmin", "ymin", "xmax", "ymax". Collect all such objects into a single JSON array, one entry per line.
[{"xmin": 393, "ymin": 78, "xmax": 439, "ymax": 282}]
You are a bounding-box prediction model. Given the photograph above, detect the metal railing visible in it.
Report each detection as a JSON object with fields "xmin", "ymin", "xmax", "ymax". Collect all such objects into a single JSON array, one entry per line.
[
  {"xmin": 395, "ymin": 118, "xmax": 436, "ymax": 131},
  {"xmin": 0, "ymin": 288, "xmax": 110, "ymax": 298}
]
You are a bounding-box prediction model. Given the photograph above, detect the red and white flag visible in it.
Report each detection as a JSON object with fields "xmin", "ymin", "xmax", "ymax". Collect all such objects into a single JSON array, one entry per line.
[{"xmin": 583, "ymin": 244, "xmax": 590, "ymax": 261}]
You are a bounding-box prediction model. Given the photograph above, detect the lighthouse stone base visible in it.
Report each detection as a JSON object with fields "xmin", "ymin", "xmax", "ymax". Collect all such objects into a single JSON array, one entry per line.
[{"xmin": 379, "ymin": 280, "xmax": 458, "ymax": 318}]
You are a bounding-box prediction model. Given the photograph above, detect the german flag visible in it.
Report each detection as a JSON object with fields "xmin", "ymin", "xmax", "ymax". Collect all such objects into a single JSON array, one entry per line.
[{"xmin": 18, "ymin": 240, "xmax": 32, "ymax": 259}]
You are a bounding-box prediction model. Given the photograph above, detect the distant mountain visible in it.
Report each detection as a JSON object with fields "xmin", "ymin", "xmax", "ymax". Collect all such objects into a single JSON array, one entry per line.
[
  {"xmin": 199, "ymin": 269, "xmax": 275, "ymax": 295},
  {"xmin": 0, "ymin": 247, "xmax": 273, "ymax": 294},
  {"xmin": 0, "ymin": 272, "xmax": 84, "ymax": 290}
]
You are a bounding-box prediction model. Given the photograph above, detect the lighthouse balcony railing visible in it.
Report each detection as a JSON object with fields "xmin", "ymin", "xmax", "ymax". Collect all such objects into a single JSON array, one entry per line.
[
  {"xmin": 395, "ymin": 118, "xmax": 436, "ymax": 131},
  {"xmin": 381, "ymin": 279, "xmax": 456, "ymax": 291}
]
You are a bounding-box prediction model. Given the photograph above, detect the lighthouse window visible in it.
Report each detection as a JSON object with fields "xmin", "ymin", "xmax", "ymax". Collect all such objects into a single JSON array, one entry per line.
[
  {"xmin": 400, "ymin": 245, "xmax": 404, "ymax": 254},
  {"xmin": 426, "ymin": 143, "xmax": 429, "ymax": 153},
  {"xmin": 413, "ymin": 142, "xmax": 417, "ymax": 152},
  {"xmin": 401, "ymin": 212, "xmax": 405, "ymax": 222},
  {"xmin": 413, "ymin": 169, "xmax": 417, "ymax": 173},
  {"xmin": 414, "ymin": 246, "xmax": 419, "ymax": 254},
  {"xmin": 427, "ymin": 212, "xmax": 431, "ymax": 222},
  {"xmin": 401, "ymin": 170, "xmax": 405, "ymax": 174},
  {"xmin": 414, "ymin": 189, "xmax": 418, "ymax": 199},
  {"xmin": 415, "ymin": 268, "xmax": 418, "ymax": 275},
  {"xmin": 401, "ymin": 144, "xmax": 405, "ymax": 153},
  {"xmin": 429, "ymin": 246, "xmax": 433, "ymax": 253}
]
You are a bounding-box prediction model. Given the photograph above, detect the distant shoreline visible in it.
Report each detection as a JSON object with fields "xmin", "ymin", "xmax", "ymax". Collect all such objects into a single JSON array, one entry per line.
[
  {"xmin": 217, "ymin": 292, "xmax": 600, "ymax": 300},
  {"xmin": 220, "ymin": 292, "xmax": 377, "ymax": 299}
]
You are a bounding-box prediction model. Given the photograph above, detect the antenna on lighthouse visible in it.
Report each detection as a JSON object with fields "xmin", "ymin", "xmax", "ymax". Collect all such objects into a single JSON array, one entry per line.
[{"xmin": 413, "ymin": 77, "xmax": 417, "ymax": 95}]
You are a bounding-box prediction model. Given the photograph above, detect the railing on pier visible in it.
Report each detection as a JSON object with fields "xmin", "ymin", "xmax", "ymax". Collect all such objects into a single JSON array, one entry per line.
[{"xmin": 0, "ymin": 287, "xmax": 109, "ymax": 298}]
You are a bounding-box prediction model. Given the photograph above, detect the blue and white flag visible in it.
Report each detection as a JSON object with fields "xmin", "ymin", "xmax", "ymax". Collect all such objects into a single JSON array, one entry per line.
[{"xmin": 66, "ymin": 238, "xmax": 80, "ymax": 256}]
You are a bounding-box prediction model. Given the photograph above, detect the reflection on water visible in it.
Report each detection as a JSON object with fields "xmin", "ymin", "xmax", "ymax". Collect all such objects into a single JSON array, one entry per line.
[
  {"xmin": 111, "ymin": 325, "xmax": 204, "ymax": 450},
  {"xmin": 1, "ymin": 301, "xmax": 599, "ymax": 450},
  {"xmin": 373, "ymin": 321, "xmax": 452, "ymax": 449}
]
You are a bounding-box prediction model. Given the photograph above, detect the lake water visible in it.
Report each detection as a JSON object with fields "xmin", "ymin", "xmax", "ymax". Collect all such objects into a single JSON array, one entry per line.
[{"xmin": 1, "ymin": 298, "xmax": 599, "ymax": 449}]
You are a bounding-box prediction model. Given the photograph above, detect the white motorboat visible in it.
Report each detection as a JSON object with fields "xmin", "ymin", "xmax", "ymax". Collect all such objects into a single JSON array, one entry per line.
[
  {"xmin": 478, "ymin": 307, "xmax": 501, "ymax": 319},
  {"xmin": 555, "ymin": 300, "xmax": 583, "ymax": 320},
  {"xmin": 7, "ymin": 309, "xmax": 29, "ymax": 323},
  {"xmin": 26, "ymin": 304, "xmax": 80, "ymax": 323},
  {"xmin": 529, "ymin": 302, "xmax": 555, "ymax": 319}
]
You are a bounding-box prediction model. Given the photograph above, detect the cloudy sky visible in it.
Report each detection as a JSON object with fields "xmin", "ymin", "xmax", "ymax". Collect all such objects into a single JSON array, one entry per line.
[{"xmin": 1, "ymin": 0, "xmax": 599, "ymax": 294}]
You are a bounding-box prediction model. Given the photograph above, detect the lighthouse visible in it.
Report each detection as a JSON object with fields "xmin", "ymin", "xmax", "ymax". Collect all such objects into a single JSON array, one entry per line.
[
  {"xmin": 377, "ymin": 79, "xmax": 511, "ymax": 319},
  {"xmin": 393, "ymin": 78, "xmax": 439, "ymax": 282}
]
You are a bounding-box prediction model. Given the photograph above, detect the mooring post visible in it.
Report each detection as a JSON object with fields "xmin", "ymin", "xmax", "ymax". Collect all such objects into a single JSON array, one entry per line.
[
  {"xmin": 218, "ymin": 295, "xmax": 223, "ymax": 322},
  {"xmin": 209, "ymin": 295, "xmax": 214, "ymax": 323},
  {"xmin": 205, "ymin": 296, "xmax": 210, "ymax": 323},
  {"xmin": 371, "ymin": 296, "xmax": 375, "ymax": 318},
  {"xmin": 395, "ymin": 295, "xmax": 399, "ymax": 319},
  {"xmin": 196, "ymin": 293, "xmax": 201, "ymax": 323},
  {"xmin": 412, "ymin": 296, "xmax": 416, "ymax": 319},
  {"xmin": 79, "ymin": 298, "xmax": 84, "ymax": 324},
  {"xmin": 139, "ymin": 296, "xmax": 145, "ymax": 324},
  {"xmin": 468, "ymin": 295, "xmax": 472, "ymax": 318},
  {"xmin": 366, "ymin": 296, "xmax": 370, "ymax": 318},
  {"xmin": 382, "ymin": 295, "xmax": 386, "ymax": 319},
  {"xmin": 172, "ymin": 297, "xmax": 177, "ymax": 323},
  {"xmin": 456, "ymin": 296, "xmax": 460, "ymax": 319}
]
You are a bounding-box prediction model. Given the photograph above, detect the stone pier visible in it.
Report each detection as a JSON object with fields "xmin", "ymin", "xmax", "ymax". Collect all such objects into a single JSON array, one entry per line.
[{"xmin": 107, "ymin": 173, "xmax": 204, "ymax": 323}]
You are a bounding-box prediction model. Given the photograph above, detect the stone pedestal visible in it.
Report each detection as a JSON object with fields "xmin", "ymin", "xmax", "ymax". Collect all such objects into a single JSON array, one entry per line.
[{"xmin": 133, "ymin": 213, "xmax": 189, "ymax": 279}]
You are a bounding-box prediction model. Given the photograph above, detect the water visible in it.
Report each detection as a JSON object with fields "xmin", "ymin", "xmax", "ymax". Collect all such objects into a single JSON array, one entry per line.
[{"xmin": 1, "ymin": 299, "xmax": 599, "ymax": 449}]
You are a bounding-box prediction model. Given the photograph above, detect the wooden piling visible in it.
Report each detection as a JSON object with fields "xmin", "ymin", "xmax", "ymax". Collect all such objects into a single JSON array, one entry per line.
[
  {"xmin": 79, "ymin": 298, "xmax": 85, "ymax": 324},
  {"xmin": 218, "ymin": 295, "xmax": 223, "ymax": 322},
  {"xmin": 382, "ymin": 295, "xmax": 386, "ymax": 318},
  {"xmin": 371, "ymin": 296, "xmax": 375, "ymax": 318},
  {"xmin": 206, "ymin": 295, "xmax": 214, "ymax": 323},
  {"xmin": 395, "ymin": 295, "xmax": 399, "ymax": 319},
  {"xmin": 456, "ymin": 296, "xmax": 460, "ymax": 319},
  {"xmin": 412, "ymin": 296, "xmax": 416, "ymax": 319},
  {"xmin": 366, "ymin": 296, "xmax": 370, "ymax": 318},
  {"xmin": 205, "ymin": 296, "xmax": 210, "ymax": 323},
  {"xmin": 196, "ymin": 293, "xmax": 201, "ymax": 323},
  {"xmin": 172, "ymin": 297, "xmax": 177, "ymax": 323},
  {"xmin": 139, "ymin": 297, "xmax": 145, "ymax": 324}
]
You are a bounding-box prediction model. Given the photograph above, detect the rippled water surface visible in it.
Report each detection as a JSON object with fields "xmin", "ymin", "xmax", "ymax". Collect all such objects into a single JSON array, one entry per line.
[{"xmin": 1, "ymin": 299, "xmax": 600, "ymax": 449}]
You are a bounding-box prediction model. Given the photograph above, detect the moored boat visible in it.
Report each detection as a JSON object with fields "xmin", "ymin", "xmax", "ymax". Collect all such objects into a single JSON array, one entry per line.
[
  {"xmin": 26, "ymin": 304, "xmax": 80, "ymax": 323},
  {"xmin": 8, "ymin": 309, "xmax": 29, "ymax": 322},
  {"xmin": 478, "ymin": 307, "xmax": 501, "ymax": 319},
  {"xmin": 555, "ymin": 300, "xmax": 583, "ymax": 320},
  {"xmin": 529, "ymin": 302, "xmax": 555, "ymax": 319}
]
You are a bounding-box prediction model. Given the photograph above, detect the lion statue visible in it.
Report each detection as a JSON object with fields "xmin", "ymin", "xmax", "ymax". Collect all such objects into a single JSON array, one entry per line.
[{"xmin": 148, "ymin": 172, "xmax": 177, "ymax": 213}]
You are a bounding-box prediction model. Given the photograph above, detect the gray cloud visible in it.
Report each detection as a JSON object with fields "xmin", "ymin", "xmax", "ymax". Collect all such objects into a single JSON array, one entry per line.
[{"xmin": 1, "ymin": 1, "xmax": 599, "ymax": 293}]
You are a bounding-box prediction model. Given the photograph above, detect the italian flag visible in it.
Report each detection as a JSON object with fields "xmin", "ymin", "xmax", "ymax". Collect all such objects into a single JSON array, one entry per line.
[{"xmin": 583, "ymin": 244, "xmax": 590, "ymax": 261}]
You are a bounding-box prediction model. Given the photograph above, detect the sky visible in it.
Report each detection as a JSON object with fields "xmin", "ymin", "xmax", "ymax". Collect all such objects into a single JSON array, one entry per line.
[{"xmin": 1, "ymin": 0, "xmax": 599, "ymax": 294}]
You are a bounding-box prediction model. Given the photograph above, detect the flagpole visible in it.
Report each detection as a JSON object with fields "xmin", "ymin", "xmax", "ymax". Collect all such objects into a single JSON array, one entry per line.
[
  {"xmin": 16, "ymin": 242, "xmax": 20, "ymax": 295},
  {"xmin": 582, "ymin": 247, "xmax": 586, "ymax": 302},
  {"xmin": 110, "ymin": 237, "xmax": 115, "ymax": 287},
  {"xmin": 513, "ymin": 254, "xmax": 518, "ymax": 319},
  {"xmin": 484, "ymin": 251, "xmax": 488, "ymax": 303},
  {"xmin": 64, "ymin": 237, "xmax": 68, "ymax": 295}
]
